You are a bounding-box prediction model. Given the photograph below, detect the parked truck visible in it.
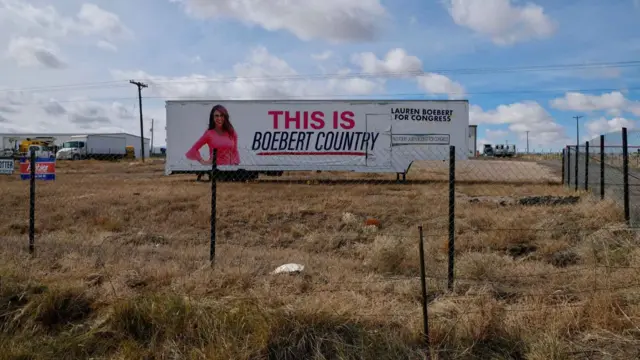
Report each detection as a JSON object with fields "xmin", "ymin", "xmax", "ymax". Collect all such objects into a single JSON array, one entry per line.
[
  {"xmin": 483, "ymin": 144, "xmax": 494, "ymax": 156},
  {"xmin": 56, "ymin": 134, "xmax": 127, "ymax": 160},
  {"xmin": 18, "ymin": 137, "xmax": 56, "ymax": 154},
  {"xmin": 164, "ymin": 99, "xmax": 471, "ymax": 181},
  {"xmin": 505, "ymin": 144, "xmax": 516, "ymax": 157},
  {"xmin": 491, "ymin": 144, "xmax": 516, "ymax": 158}
]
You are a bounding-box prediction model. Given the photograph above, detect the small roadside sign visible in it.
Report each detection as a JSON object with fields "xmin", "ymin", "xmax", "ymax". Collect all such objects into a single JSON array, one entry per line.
[
  {"xmin": 20, "ymin": 157, "xmax": 56, "ymax": 180},
  {"xmin": 0, "ymin": 157, "xmax": 14, "ymax": 175}
]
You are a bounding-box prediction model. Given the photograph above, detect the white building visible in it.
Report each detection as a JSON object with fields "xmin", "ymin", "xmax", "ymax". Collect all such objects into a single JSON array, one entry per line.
[{"xmin": 0, "ymin": 132, "xmax": 151, "ymax": 159}]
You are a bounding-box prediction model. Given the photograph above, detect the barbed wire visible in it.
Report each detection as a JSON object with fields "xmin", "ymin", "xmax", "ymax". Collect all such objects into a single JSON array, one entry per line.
[{"xmin": 4, "ymin": 231, "xmax": 639, "ymax": 286}]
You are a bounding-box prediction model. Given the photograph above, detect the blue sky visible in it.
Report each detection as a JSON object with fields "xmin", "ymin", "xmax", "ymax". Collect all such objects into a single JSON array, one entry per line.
[{"xmin": 0, "ymin": 0, "xmax": 639, "ymax": 151}]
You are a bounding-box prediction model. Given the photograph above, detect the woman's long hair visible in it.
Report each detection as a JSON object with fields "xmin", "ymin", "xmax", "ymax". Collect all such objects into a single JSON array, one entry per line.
[{"xmin": 208, "ymin": 104, "xmax": 236, "ymax": 138}]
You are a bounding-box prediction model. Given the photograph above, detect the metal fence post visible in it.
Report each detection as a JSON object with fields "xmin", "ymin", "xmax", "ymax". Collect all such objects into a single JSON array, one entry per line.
[
  {"xmin": 210, "ymin": 149, "xmax": 218, "ymax": 264},
  {"xmin": 418, "ymin": 226, "xmax": 430, "ymax": 355},
  {"xmin": 29, "ymin": 148, "xmax": 36, "ymax": 254},
  {"xmin": 585, "ymin": 141, "xmax": 589, "ymax": 191},
  {"xmin": 600, "ymin": 135, "xmax": 605, "ymax": 200},
  {"xmin": 567, "ymin": 146, "xmax": 571, "ymax": 186},
  {"xmin": 574, "ymin": 144, "xmax": 579, "ymax": 191},
  {"xmin": 448, "ymin": 145, "xmax": 455, "ymax": 291},
  {"xmin": 562, "ymin": 148, "xmax": 565, "ymax": 185},
  {"xmin": 622, "ymin": 128, "xmax": 630, "ymax": 224}
]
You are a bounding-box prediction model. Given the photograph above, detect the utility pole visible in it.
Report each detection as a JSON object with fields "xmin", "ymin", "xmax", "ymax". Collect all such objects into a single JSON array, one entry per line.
[
  {"xmin": 526, "ymin": 131, "xmax": 529, "ymax": 153},
  {"xmin": 574, "ymin": 115, "xmax": 583, "ymax": 148},
  {"xmin": 130, "ymin": 80, "xmax": 148, "ymax": 162},
  {"xmin": 150, "ymin": 118, "xmax": 154, "ymax": 157}
]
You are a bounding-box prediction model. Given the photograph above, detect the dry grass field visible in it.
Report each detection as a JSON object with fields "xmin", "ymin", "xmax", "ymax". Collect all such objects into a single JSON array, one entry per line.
[{"xmin": 1, "ymin": 158, "xmax": 639, "ymax": 359}]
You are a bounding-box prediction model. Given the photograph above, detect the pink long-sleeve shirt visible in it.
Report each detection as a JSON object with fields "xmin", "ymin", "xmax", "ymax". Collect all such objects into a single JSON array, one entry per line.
[{"xmin": 185, "ymin": 129, "xmax": 240, "ymax": 165}]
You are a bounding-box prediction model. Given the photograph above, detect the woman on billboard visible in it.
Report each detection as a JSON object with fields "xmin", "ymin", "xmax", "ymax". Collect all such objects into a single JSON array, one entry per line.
[{"xmin": 185, "ymin": 104, "xmax": 240, "ymax": 165}]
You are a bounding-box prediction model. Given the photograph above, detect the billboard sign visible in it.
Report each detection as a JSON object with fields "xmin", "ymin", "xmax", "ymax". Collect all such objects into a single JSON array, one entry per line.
[
  {"xmin": 165, "ymin": 100, "xmax": 469, "ymax": 174},
  {"xmin": 20, "ymin": 157, "xmax": 56, "ymax": 180}
]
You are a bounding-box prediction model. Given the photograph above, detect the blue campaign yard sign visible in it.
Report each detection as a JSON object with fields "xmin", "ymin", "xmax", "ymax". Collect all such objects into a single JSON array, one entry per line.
[{"xmin": 20, "ymin": 157, "xmax": 56, "ymax": 180}]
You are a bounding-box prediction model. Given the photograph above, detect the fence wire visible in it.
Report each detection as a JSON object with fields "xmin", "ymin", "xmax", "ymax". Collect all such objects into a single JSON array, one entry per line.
[
  {"xmin": 567, "ymin": 130, "xmax": 640, "ymax": 227},
  {"xmin": 2, "ymin": 147, "xmax": 640, "ymax": 359}
]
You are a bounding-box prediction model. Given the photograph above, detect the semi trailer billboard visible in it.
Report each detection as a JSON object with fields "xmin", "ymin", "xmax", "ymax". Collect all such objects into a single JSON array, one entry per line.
[{"xmin": 165, "ymin": 100, "xmax": 470, "ymax": 178}]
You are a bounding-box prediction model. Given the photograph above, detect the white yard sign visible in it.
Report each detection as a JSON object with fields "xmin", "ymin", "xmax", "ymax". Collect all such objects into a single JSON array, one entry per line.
[
  {"xmin": 0, "ymin": 158, "xmax": 14, "ymax": 175},
  {"xmin": 165, "ymin": 100, "xmax": 470, "ymax": 175}
]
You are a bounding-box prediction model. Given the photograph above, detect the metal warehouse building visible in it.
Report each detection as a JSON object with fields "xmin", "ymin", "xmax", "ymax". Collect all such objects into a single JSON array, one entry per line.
[{"xmin": 0, "ymin": 132, "xmax": 151, "ymax": 159}]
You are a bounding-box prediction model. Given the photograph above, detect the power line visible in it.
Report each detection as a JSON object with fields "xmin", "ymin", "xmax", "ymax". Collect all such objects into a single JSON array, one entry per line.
[
  {"xmin": 0, "ymin": 81, "xmax": 125, "ymax": 94},
  {"xmin": 147, "ymin": 60, "xmax": 640, "ymax": 84},
  {"xmin": 11, "ymin": 85, "xmax": 640, "ymax": 105},
  {"xmin": 1, "ymin": 59, "xmax": 640, "ymax": 94}
]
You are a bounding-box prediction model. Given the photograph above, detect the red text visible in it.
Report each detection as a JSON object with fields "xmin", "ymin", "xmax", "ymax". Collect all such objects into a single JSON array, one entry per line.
[
  {"xmin": 268, "ymin": 110, "xmax": 355, "ymax": 130},
  {"xmin": 333, "ymin": 111, "xmax": 354, "ymax": 130}
]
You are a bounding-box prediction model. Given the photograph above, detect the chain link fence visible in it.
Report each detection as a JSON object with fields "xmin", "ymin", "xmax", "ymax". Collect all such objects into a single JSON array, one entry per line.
[
  {"xmin": 564, "ymin": 128, "xmax": 640, "ymax": 227},
  {"xmin": 2, "ymin": 146, "xmax": 640, "ymax": 359}
]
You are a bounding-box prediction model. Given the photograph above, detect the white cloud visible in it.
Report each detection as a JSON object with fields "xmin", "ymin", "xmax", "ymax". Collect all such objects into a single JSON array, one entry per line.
[
  {"xmin": 470, "ymin": 101, "xmax": 568, "ymax": 146},
  {"xmin": 585, "ymin": 117, "xmax": 636, "ymax": 140},
  {"xmin": 416, "ymin": 73, "xmax": 466, "ymax": 99},
  {"xmin": 0, "ymin": 90, "xmax": 144, "ymax": 134},
  {"xmin": 0, "ymin": 1, "xmax": 132, "ymax": 41},
  {"xmin": 550, "ymin": 91, "xmax": 640, "ymax": 117},
  {"xmin": 445, "ymin": 0, "xmax": 557, "ymax": 45},
  {"xmin": 351, "ymin": 48, "xmax": 422, "ymax": 75},
  {"xmin": 64, "ymin": 99, "xmax": 136, "ymax": 129},
  {"xmin": 350, "ymin": 48, "xmax": 465, "ymax": 99},
  {"xmin": 311, "ymin": 51, "xmax": 333, "ymax": 61},
  {"xmin": 171, "ymin": 0, "xmax": 387, "ymax": 42},
  {"xmin": 42, "ymin": 99, "xmax": 66, "ymax": 116},
  {"xmin": 96, "ymin": 40, "xmax": 118, "ymax": 52},
  {"xmin": 3, "ymin": 38, "xmax": 391, "ymax": 143},
  {"xmin": 7, "ymin": 36, "xmax": 66, "ymax": 68},
  {"xmin": 112, "ymin": 46, "xmax": 383, "ymax": 100},
  {"xmin": 0, "ymin": 104, "xmax": 19, "ymax": 113},
  {"xmin": 75, "ymin": 4, "xmax": 132, "ymax": 40}
]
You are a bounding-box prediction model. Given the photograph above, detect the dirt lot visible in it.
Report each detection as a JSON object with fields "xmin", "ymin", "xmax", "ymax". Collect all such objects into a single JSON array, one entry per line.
[{"xmin": 0, "ymin": 158, "xmax": 639, "ymax": 359}]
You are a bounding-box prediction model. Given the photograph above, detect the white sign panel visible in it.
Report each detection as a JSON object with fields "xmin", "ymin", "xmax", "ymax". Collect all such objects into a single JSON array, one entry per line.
[
  {"xmin": 391, "ymin": 134, "xmax": 450, "ymax": 145},
  {"xmin": 0, "ymin": 158, "xmax": 14, "ymax": 175},
  {"xmin": 165, "ymin": 100, "xmax": 469, "ymax": 174}
]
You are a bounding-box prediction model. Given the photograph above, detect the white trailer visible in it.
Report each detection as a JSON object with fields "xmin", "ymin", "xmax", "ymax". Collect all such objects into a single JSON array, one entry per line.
[
  {"xmin": 101, "ymin": 133, "xmax": 150, "ymax": 159},
  {"xmin": 56, "ymin": 134, "xmax": 127, "ymax": 160},
  {"xmin": 165, "ymin": 99, "xmax": 470, "ymax": 180}
]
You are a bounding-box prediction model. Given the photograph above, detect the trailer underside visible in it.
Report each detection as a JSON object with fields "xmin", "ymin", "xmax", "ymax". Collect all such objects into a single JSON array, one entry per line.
[{"xmin": 169, "ymin": 163, "xmax": 415, "ymax": 183}]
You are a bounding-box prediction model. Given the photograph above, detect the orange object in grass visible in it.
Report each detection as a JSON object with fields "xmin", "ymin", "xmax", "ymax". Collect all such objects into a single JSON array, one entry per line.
[{"xmin": 365, "ymin": 218, "xmax": 381, "ymax": 227}]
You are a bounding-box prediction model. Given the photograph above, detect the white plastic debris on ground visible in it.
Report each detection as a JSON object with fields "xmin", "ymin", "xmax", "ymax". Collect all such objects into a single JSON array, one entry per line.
[
  {"xmin": 341, "ymin": 212, "xmax": 359, "ymax": 224},
  {"xmin": 272, "ymin": 263, "xmax": 304, "ymax": 275}
]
